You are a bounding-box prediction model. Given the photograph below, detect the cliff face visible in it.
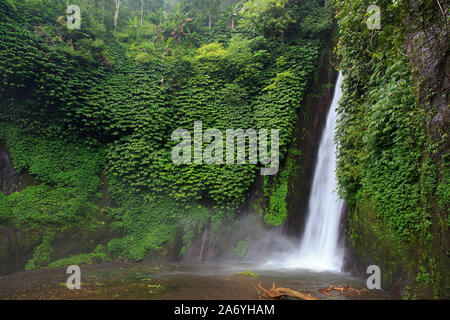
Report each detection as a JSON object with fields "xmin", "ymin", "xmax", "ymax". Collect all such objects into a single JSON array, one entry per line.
[
  {"xmin": 283, "ymin": 39, "xmax": 339, "ymax": 238},
  {"xmin": 0, "ymin": 148, "xmax": 23, "ymax": 195},
  {"xmin": 0, "ymin": 146, "xmax": 111, "ymax": 275},
  {"xmin": 335, "ymin": 0, "xmax": 449, "ymax": 299},
  {"xmin": 405, "ymin": 11, "xmax": 449, "ymax": 298},
  {"xmin": 0, "ymin": 148, "xmax": 28, "ymax": 275}
]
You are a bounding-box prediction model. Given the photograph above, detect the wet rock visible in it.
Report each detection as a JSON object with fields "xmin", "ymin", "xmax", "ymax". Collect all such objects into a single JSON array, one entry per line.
[{"xmin": 0, "ymin": 147, "xmax": 24, "ymax": 195}]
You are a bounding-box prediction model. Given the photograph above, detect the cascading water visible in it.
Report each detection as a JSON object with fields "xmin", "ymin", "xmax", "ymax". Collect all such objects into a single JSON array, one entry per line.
[
  {"xmin": 258, "ymin": 72, "xmax": 346, "ymax": 272},
  {"xmin": 233, "ymin": 72, "xmax": 346, "ymax": 274},
  {"xmin": 290, "ymin": 72, "xmax": 345, "ymax": 271}
]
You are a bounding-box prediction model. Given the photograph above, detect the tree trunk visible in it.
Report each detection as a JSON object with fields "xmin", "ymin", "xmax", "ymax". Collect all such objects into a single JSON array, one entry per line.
[
  {"xmin": 231, "ymin": 16, "xmax": 234, "ymax": 30},
  {"xmin": 102, "ymin": 0, "xmax": 105, "ymax": 24},
  {"xmin": 68, "ymin": 36, "xmax": 74, "ymax": 49},
  {"xmin": 140, "ymin": 0, "xmax": 143, "ymax": 25},
  {"xmin": 208, "ymin": 14, "xmax": 212, "ymax": 29},
  {"xmin": 256, "ymin": 283, "xmax": 318, "ymax": 300},
  {"xmin": 114, "ymin": 0, "xmax": 120, "ymax": 31}
]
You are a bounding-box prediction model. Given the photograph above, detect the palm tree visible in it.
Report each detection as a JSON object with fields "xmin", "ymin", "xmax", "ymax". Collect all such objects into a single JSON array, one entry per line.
[
  {"xmin": 223, "ymin": 3, "xmax": 239, "ymax": 30},
  {"xmin": 56, "ymin": 15, "xmax": 74, "ymax": 48},
  {"xmin": 206, "ymin": 0, "xmax": 220, "ymax": 29},
  {"xmin": 162, "ymin": 37, "xmax": 173, "ymax": 57},
  {"xmin": 167, "ymin": 5, "xmax": 192, "ymax": 43},
  {"xmin": 128, "ymin": 16, "xmax": 140, "ymax": 39},
  {"xmin": 146, "ymin": 8, "xmax": 166, "ymax": 42}
]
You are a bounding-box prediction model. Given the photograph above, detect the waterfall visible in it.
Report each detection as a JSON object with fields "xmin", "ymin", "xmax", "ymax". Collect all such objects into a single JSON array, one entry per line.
[
  {"xmin": 243, "ymin": 72, "xmax": 345, "ymax": 273},
  {"xmin": 288, "ymin": 72, "xmax": 345, "ymax": 271}
]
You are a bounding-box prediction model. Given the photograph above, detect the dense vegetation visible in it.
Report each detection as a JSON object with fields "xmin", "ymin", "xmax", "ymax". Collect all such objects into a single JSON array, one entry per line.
[
  {"xmin": 335, "ymin": 0, "xmax": 448, "ymax": 298},
  {"xmin": 0, "ymin": 0, "xmax": 447, "ymax": 299},
  {"xmin": 0, "ymin": 0, "xmax": 333, "ymax": 266}
]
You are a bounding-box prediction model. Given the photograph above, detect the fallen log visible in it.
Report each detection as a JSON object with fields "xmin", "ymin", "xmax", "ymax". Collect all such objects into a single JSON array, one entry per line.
[
  {"xmin": 256, "ymin": 282, "xmax": 318, "ymax": 300},
  {"xmin": 319, "ymin": 285, "xmax": 367, "ymax": 296}
]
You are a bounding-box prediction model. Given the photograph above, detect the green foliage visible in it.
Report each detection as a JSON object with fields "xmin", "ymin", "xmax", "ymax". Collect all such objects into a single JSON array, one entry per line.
[
  {"xmin": 336, "ymin": 0, "xmax": 425, "ymax": 240},
  {"xmin": 48, "ymin": 245, "xmax": 110, "ymax": 268},
  {"xmin": 335, "ymin": 0, "xmax": 448, "ymax": 298},
  {"xmin": 0, "ymin": 10, "xmax": 109, "ymax": 136},
  {"xmin": 0, "ymin": 125, "xmax": 103, "ymax": 229},
  {"xmin": 100, "ymin": 34, "xmax": 320, "ymax": 219},
  {"xmin": 195, "ymin": 42, "xmax": 227, "ymax": 61},
  {"xmin": 107, "ymin": 195, "xmax": 209, "ymax": 261},
  {"xmin": 179, "ymin": 204, "xmax": 211, "ymax": 246},
  {"xmin": 240, "ymin": 0, "xmax": 294, "ymax": 39},
  {"xmin": 436, "ymin": 152, "xmax": 449, "ymax": 212},
  {"xmin": 265, "ymin": 178, "xmax": 288, "ymax": 226},
  {"xmin": 107, "ymin": 198, "xmax": 177, "ymax": 261},
  {"xmin": 0, "ymin": 0, "xmax": 331, "ymax": 267},
  {"xmin": 346, "ymin": 198, "xmax": 405, "ymax": 290},
  {"xmin": 237, "ymin": 270, "xmax": 258, "ymax": 277},
  {"xmin": 0, "ymin": 185, "xmax": 94, "ymax": 228},
  {"xmin": 25, "ymin": 232, "xmax": 55, "ymax": 270},
  {"xmin": 232, "ymin": 237, "xmax": 249, "ymax": 258},
  {"xmin": 240, "ymin": 0, "xmax": 333, "ymax": 41},
  {"xmin": 263, "ymin": 155, "xmax": 297, "ymax": 226}
]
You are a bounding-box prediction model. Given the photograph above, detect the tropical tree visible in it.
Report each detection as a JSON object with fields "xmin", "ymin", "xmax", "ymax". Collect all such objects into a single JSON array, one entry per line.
[
  {"xmin": 140, "ymin": 0, "xmax": 144, "ymax": 25},
  {"xmin": 205, "ymin": 0, "xmax": 220, "ymax": 29},
  {"xmin": 128, "ymin": 16, "xmax": 140, "ymax": 39},
  {"xmin": 240, "ymin": 0, "xmax": 294, "ymax": 39},
  {"xmin": 223, "ymin": 2, "xmax": 240, "ymax": 30},
  {"xmin": 114, "ymin": 0, "xmax": 121, "ymax": 31},
  {"xmin": 146, "ymin": 7, "xmax": 166, "ymax": 42},
  {"xmin": 166, "ymin": 4, "xmax": 192, "ymax": 42},
  {"xmin": 183, "ymin": 0, "xmax": 221, "ymax": 29},
  {"xmin": 162, "ymin": 37, "xmax": 173, "ymax": 57}
]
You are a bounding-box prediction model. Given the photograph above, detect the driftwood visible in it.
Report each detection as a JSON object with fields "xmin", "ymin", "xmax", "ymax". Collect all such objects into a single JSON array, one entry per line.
[
  {"xmin": 256, "ymin": 282, "xmax": 318, "ymax": 300},
  {"xmin": 319, "ymin": 285, "xmax": 367, "ymax": 296}
]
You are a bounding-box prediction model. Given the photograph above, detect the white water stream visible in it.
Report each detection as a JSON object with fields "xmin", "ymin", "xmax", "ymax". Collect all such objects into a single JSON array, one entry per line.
[{"xmin": 270, "ymin": 72, "xmax": 345, "ymax": 272}]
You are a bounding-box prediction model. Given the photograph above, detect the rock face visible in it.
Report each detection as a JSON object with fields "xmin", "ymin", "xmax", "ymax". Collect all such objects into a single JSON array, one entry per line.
[
  {"xmin": 183, "ymin": 224, "xmax": 217, "ymax": 262},
  {"xmin": 407, "ymin": 26, "xmax": 449, "ymax": 125},
  {"xmin": 0, "ymin": 147, "xmax": 32, "ymax": 275},
  {"xmin": 341, "ymin": 6, "xmax": 449, "ymax": 298},
  {"xmin": 284, "ymin": 42, "xmax": 339, "ymax": 237},
  {"xmin": 0, "ymin": 147, "xmax": 23, "ymax": 195},
  {"xmin": 406, "ymin": 21, "xmax": 449, "ymax": 298}
]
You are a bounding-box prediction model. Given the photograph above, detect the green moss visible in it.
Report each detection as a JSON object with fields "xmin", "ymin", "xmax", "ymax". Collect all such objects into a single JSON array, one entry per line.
[
  {"xmin": 0, "ymin": 125, "xmax": 103, "ymax": 230},
  {"xmin": 25, "ymin": 232, "xmax": 55, "ymax": 270},
  {"xmin": 106, "ymin": 196, "xmax": 209, "ymax": 261},
  {"xmin": 48, "ymin": 245, "xmax": 110, "ymax": 268},
  {"xmin": 348, "ymin": 198, "xmax": 406, "ymax": 290},
  {"xmin": 233, "ymin": 237, "xmax": 249, "ymax": 258},
  {"xmin": 237, "ymin": 270, "xmax": 259, "ymax": 278},
  {"xmin": 336, "ymin": 0, "xmax": 448, "ymax": 298},
  {"xmin": 263, "ymin": 154, "xmax": 298, "ymax": 226},
  {"xmin": 265, "ymin": 179, "xmax": 288, "ymax": 226}
]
